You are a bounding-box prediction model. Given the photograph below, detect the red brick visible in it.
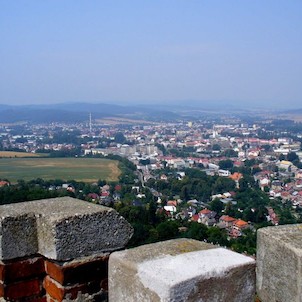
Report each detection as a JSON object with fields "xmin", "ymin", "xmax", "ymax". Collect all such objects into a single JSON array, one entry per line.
[
  {"xmin": 43, "ymin": 276, "xmax": 101, "ymax": 301},
  {"xmin": 0, "ymin": 264, "xmax": 4, "ymax": 282},
  {"xmin": 45, "ymin": 255, "xmax": 108, "ymax": 285},
  {"xmin": 0, "ymin": 256, "xmax": 45, "ymax": 283},
  {"xmin": 29, "ymin": 297, "xmax": 47, "ymax": 302},
  {"xmin": 0, "ymin": 278, "xmax": 42, "ymax": 300}
]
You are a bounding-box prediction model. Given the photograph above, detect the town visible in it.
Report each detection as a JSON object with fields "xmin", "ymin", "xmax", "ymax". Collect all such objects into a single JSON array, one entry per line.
[{"xmin": 1, "ymin": 113, "xmax": 302, "ymax": 255}]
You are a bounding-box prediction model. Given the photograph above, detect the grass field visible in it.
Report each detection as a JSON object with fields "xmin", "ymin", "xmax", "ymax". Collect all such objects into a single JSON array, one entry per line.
[
  {"xmin": 0, "ymin": 151, "xmax": 47, "ymax": 158},
  {"xmin": 0, "ymin": 158, "xmax": 120, "ymax": 183}
]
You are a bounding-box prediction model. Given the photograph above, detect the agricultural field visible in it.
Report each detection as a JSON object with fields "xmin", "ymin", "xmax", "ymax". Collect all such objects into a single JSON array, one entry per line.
[
  {"xmin": 0, "ymin": 158, "xmax": 120, "ymax": 183},
  {"xmin": 0, "ymin": 151, "xmax": 47, "ymax": 158}
]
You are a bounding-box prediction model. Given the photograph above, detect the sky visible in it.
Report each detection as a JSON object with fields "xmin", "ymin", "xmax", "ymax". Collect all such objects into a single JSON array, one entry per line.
[{"xmin": 0, "ymin": 0, "xmax": 301, "ymax": 108}]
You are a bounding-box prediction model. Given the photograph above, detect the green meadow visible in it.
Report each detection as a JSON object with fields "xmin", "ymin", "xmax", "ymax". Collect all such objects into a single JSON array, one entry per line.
[{"xmin": 0, "ymin": 157, "xmax": 120, "ymax": 183}]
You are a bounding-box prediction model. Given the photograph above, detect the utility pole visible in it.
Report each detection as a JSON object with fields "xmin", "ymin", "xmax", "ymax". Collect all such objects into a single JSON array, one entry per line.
[{"xmin": 89, "ymin": 113, "xmax": 92, "ymax": 135}]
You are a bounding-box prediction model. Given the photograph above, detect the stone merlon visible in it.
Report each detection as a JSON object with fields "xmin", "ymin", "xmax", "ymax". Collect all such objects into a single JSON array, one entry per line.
[
  {"xmin": 109, "ymin": 238, "xmax": 256, "ymax": 302},
  {"xmin": 257, "ymin": 224, "xmax": 302, "ymax": 302},
  {"xmin": 0, "ymin": 197, "xmax": 133, "ymax": 261}
]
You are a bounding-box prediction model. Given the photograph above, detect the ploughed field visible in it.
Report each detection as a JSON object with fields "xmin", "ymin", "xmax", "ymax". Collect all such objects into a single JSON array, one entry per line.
[{"xmin": 0, "ymin": 157, "xmax": 120, "ymax": 183}]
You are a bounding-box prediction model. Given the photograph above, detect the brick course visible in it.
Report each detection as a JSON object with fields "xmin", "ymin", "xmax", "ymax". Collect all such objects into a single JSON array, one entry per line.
[
  {"xmin": 0, "ymin": 255, "xmax": 108, "ymax": 301},
  {"xmin": 0, "ymin": 256, "xmax": 45, "ymax": 283},
  {"xmin": 44, "ymin": 255, "xmax": 108, "ymax": 286},
  {"xmin": 0, "ymin": 278, "xmax": 42, "ymax": 300},
  {"xmin": 43, "ymin": 276, "xmax": 101, "ymax": 301}
]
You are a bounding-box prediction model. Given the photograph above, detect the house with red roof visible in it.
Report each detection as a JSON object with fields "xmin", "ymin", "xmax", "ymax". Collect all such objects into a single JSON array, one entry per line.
[
  {"xmin": 191, "ymin": 214, "xmax": 199, "ymax": 222},
  {"xmin": 0, "ymin": 180, "xmax": 9, "ymax": 187},
  {"xmin": 219, "ymin": 215, "xmax": 236, "ymax": 229},
  {"xmin": 229, "ymin": 172, "xmax": 243, "ymax": 188},
  {"xmin": 167, "ymin": 200, "xmax": 178, "ymax": 207},
  {"xmin": 229, "ymin": 219, "xmax": 249, "ymax": 238},
  {"xmin": 267, "ymin": 207, "xmax": 279, "ymax": 225},
  {"xmin": 234, "ymin": 219, "xmax": 249, "ymax": 230}
]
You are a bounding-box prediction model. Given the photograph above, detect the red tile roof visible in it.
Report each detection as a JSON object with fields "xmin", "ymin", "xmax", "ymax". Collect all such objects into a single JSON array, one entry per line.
[
  {"xmin": 199, "ymin": 209, "xmax": 211, "ymax": 215},
  {"xmin": 220, "ymin": 215, "xmax": 236, "ymax": 222},
  {"xmin": 234, "ymin": 219, "xmax": 248, "ymax": 228},
  {"xmin": 191, "ymin": 214, "xmax": 199, "ymax": 222}
]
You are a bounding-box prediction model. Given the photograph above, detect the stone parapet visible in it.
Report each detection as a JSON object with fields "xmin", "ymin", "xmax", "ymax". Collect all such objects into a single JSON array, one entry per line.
[
  {"xmin": 0, "ymin": 197, "xmax": 133, "ymax": 301},
  {"xmin": 2, "ymin": 196, "xmax": 301, "ymax": 301},
  {"xmin": 0, "ymin": 197, "xmax": 133, "ymax": 261},
  {"xmin": 257, "ymin": 224, "xmax": 302, "ymax": 302},
  {"xmin": 109, "ymin": 238, "xmax": 256, "ymax": 302}
]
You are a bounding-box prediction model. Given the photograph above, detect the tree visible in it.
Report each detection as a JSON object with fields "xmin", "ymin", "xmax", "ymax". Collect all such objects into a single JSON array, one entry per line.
[
  {"xmin": 139, "ymin": 159, "xmax": 150, "ymax": 165},
  {"xmin": 212, "ymin": 144, "xmax": 221, "ymax": 151},
  {"xmin": 219, "ymin": 159, "xmax": 233, "ymax": 170},
  {"xmin": 224, "ymin": 202, "xmax": 237, "ymax": 217},
  {"xmin": 287, "ymin": 152, "xmax": 299, "ymax": 162},
  {"xmin": 156, "ymin": 221, "xmax": 179, "ymax": 241},
  {"xmin": 206, "ymin": 227, "xmax": 228, "ymax": 246},
  {"xmin": 210, "ymin": 198, "xmax": 224, "ymax": 215},
  {"xmin": 184, "ymin": 168, "xmax": 207, "ymax": 180},
  {"xmin": 223, "ymin": 149, "xmax": 238, "ymax": 158},
  {"xmin": 239, "ymin": 177, "xmax": 249, "ymax": 191},
  {"xmin": 128, "ymin": 223, "xmax": 150, "ymax": 247},
  {"xmin": 114, "ymin": 132, "xmax": 127, "ymax": 144},
  {"xmin": 279, "ymin": 154, "xmax": 286, "ymax": 161},
  {"xmin": 148, "ymin": 200, "xmax": 157, "ymax": 225},
  {"xmin": 155, "ymin": 144, "xmax": 167, "ymax": 156},
  {"xmin": 212, "ymin": 177, "xmax": 235, "ymax": 194},
  {"xmin": 184, "ymin": 222, "xmax": 207, "ymax": 241},
  {"xmin": 279, "ymin": 208, "xmax": 297, "ymax": 225},
  {"xmin": 180, "ymin": 186, "xmax": 190, "ymax": 201},
  {"xmin": 261, "ymin": 144, "xmax": 271, "ymax": 152}
]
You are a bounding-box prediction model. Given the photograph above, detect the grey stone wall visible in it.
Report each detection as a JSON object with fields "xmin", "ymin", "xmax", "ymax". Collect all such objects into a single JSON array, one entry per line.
[
  {"xmin": 0, "ymin": 197, "xmax": 133, "ymax": 260},
  {"xmin": 109, "ymin": 238, "xmax": 256, "ymax": 302},
  {"xmin": 257, "ymin": 224, "xmax": 302, "ymax": 302}
]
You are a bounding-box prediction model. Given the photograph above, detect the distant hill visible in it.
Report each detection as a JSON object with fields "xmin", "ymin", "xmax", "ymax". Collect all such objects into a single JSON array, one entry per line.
[
  {"xmin": 282, "ymin": 108, "xmax": 302, "ymax": 114},
  {"xmin": 0, "ymin": 103, "xmax": 181, "ymax": 123}
]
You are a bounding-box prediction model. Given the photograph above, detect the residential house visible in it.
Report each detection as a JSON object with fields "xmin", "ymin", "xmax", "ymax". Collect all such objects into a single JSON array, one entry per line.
[
  {"xmin": 160, "ymin": 174, "xmax": 168, "ymax": 181},
  {"xmin": 218, "ymin": 215, "xmax": 236, "ymax": 229},
  {"xmin": 295, "ymin": 170, "xmax": 302, "ymax": 179},
  {"xmin": 278, "ymin": 160, "xmax": 292, "ymax": 172},
  {"xmin": 164, "ymin": 205, "xmax": 177, "ymax": 216},
  {"xmin": 0, "ymin": 180, "xmax": 9, "ymax": 187},
  {"xmin": 191, "ymin": 214, "xmax": 199, "ymax": 222},
  {"xmin": 267, "ymin": 207, "xmax": 279, "ymax": 225},
  {"xmin": 198, "ymin": 209, "xmax": 217, "ymax": 226},
  {"xmin": 229, "ymin": 172, "xmax": 243, "ymax": 189},
  {"xmin": 167, "ymin": 200, "xmax": 178, "ymax": 207},
  {"xmin": 228, "ymin": 219, "xmax": 249, "ymax": 238},
  {"xmin": 218, "ymin": 169, "xmax": 231, "ymax": 177},
  {"xmin": 87, "ymin": 193, "xmax": 99, "ymax": 202}
]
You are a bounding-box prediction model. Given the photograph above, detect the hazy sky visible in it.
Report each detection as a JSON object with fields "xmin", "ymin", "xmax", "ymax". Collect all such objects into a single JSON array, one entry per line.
[{"xmin": 0, "ymin": 1, "xmax": 301, "ymax": 108}]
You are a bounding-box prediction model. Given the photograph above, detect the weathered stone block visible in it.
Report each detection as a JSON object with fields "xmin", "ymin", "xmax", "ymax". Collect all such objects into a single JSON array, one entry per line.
[
  {"xmin": 0, "ymin": 197, "xmax": 133, "ymax": 261},
  {"xmin": 257, "ymin": 224, "xmax": 302, "ymax": 302},
  {"xmin": 0, "ymin": 214, "xmax": 38, "ymax": 260},
  {"xmin": 109, "ymin": 238, "xmax": 256, "ymax": 302},
  {"xmin": 36, "ymin": 199, "xmax": 133, "ymax": 260}
]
